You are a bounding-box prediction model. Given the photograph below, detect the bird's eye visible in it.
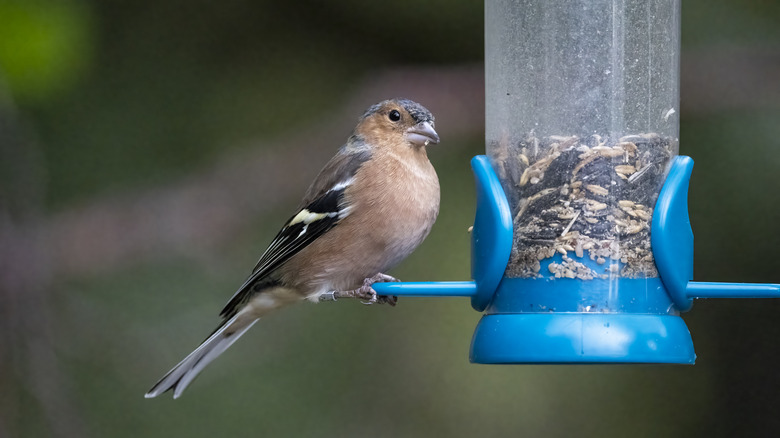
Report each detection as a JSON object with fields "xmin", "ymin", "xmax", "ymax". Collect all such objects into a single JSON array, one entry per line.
[{"xmin": 388, "ymin": 110, "xmax": 401, "ymax": 122}]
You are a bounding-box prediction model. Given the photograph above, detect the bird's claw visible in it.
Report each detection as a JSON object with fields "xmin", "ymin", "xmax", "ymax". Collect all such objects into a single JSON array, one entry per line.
[
  {"xmin": 324, "ymin": 273, "xmax": 399, "ymax": 305},
  {"xmin": 358, "ymin": 273, "xmax": 398, "ymax": 306}
]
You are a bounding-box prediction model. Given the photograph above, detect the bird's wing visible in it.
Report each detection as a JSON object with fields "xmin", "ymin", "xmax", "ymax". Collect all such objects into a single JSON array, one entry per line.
[{"xmin": 219, "ymin": 145, "xmax": 372, "ymax": 317}]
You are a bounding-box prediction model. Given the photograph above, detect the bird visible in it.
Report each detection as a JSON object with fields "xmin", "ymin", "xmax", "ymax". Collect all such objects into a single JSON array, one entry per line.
[{"xmin": 145, "ymin": 98, "xmax": 441, "ymax": 399}]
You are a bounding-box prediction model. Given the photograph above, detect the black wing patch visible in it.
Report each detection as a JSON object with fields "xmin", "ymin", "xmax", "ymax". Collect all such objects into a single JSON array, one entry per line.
[
  {"xmin": 219, "ymin": 188, "xmax": 345, "ymax": 318},
  {"xmin": 218, "ymin": 145, "xmax": 371, "ymax": 318},
  {"xmin": 249, "ymin": 188, "xmax": 345, "ymax": 277},
  {"xmin": 303, "ymin": 187, "xmax": 343, "ymax": 216}
]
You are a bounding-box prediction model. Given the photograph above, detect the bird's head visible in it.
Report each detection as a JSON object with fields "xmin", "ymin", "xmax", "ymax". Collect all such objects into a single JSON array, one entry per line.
[{"xmin": 355, "ymin": 98, "xmax": 439, "ymax": 149}]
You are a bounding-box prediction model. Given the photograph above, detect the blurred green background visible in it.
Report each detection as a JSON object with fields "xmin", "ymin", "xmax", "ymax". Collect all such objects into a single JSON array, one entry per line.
[{"xmin": 1, "ymin": 1, "xmax": 778, "ymax": 437}]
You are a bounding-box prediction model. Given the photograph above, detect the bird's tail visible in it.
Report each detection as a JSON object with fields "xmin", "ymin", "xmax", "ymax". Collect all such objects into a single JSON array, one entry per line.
[{"xmin": 145, "ymin": 314, "xmax": 258, "ymax": 399}]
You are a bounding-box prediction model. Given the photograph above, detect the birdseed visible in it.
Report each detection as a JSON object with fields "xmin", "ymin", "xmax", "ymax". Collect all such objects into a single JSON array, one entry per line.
[{"xmin": 491, "ymin": 133, "xmax": 674, "ymax": 279}]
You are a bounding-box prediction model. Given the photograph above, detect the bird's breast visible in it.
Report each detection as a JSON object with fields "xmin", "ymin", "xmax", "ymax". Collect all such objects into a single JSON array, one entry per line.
[{"xmin": 342, "ymin": 151, "xmax": 440, "ymax": 277}]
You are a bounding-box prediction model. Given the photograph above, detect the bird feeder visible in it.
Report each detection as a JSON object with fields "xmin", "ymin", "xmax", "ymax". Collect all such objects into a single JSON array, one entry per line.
[{"xmin": 373, "ymin": 0, "xmax": 779, "ymax": 363}]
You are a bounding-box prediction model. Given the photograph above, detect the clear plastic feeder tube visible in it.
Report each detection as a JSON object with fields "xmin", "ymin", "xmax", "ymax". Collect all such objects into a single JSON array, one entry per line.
[{"xmin": 486, "ymin": 0, "xmax": 681, "ymax": 281}]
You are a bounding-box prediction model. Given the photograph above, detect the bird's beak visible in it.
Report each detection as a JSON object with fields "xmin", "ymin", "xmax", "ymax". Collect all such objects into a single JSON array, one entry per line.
[{"xmin": 405, "ymin": 121, "xmax": 440, "ymax": 147}]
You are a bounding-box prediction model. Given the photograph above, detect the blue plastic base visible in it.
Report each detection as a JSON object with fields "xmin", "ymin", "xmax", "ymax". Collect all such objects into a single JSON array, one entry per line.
[
  {"xmin": 488, "ymin": 276, "xmax": 677, "ymax": 315},
  {"xmin": 470, "ymin": 313, "xmax": 696, "ymax": 364}
]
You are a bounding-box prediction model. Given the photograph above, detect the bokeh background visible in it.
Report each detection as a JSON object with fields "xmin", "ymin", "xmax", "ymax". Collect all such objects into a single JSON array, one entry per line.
[{"xmin": 1, "ymin": 1, "xmax": 779, "ymax": 437}]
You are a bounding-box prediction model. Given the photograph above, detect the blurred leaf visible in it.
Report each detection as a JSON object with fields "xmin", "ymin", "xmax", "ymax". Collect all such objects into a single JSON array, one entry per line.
[{"xmin": 0, "ymin": 1, "xmax": 93, "ymax": 102}]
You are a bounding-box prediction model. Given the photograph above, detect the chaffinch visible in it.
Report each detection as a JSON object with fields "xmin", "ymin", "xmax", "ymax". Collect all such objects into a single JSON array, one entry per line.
[{"xmin": 146, "ymin": 98, "xmax": 440, "ymax": 399}]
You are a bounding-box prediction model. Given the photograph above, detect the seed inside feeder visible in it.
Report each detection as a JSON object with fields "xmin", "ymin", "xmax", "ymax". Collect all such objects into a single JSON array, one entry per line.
[{"xmin": 491, "ymin": 133, "xmax": 674, "ymax": 279}]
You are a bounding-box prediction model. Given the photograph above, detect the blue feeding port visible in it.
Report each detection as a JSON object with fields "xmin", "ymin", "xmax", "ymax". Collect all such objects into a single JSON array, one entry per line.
[
  {"xmin": 372, "ymin": 155, "xmax": 780, "ymax": 364},
  {"xmin": 374, "ymin": 155, "xmax": 513, "ymax": 312}
]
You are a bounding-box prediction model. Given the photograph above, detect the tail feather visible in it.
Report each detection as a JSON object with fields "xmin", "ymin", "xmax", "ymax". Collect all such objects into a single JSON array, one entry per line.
[{"xmin": 145, "ymin": 315, "xmax": 258, "ymax": 399}]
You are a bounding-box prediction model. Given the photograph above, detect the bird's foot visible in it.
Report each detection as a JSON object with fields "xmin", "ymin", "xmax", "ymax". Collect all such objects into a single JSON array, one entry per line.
[
  {"xmin": 324, "ymin": 273, "xmax": 399, "ymax": 306},
  {"xmin": 360, "ymin": 273, "xmax": 399, "ymax": 306}
]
